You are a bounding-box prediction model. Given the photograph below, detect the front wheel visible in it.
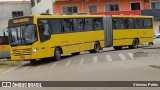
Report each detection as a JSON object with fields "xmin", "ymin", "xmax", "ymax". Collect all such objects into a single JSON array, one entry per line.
[
  {"xmin": 54, "ymin": 48, "xmax": 61, "ymax": 61},
  {"xmin": 90, "ymin": 41, "xmax": 100, "ymax": 53}
]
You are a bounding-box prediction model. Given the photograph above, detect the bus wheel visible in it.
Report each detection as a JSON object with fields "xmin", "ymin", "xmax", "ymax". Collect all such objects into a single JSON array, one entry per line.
[
  {"xmin": 90, "ymin": 41, "xmax": 100, "ymax": 53},
  {"xmin": 72, "ymin": 52, "xmax": 80, "ymax": 55},
  {"xmin": 30, "ymin": 59, "xmax": 36, "ymax": 64},
  {"xmin": 129, "ymin": 39, "xmax": 139, "ymax": 49},
  {"xmin": 54, "ymin": 47, "xmax": 61, "ymax": 61},
  {"xmin": 148, "ymin": 42, "xmax": 153, "ymax": 46},
  {"xmin": 113, "ymin": 46, "xmax": 122, "ymax": 50}
]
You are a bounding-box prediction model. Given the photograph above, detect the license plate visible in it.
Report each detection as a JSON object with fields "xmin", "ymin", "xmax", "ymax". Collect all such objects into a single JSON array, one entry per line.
[{"xmin": 20, "ymin": 56, "xmax": 25, "ymax": 60}]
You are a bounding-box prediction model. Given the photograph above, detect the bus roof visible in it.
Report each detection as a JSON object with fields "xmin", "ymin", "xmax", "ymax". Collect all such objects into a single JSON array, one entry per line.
[
  {"xmin": 112, "ymin": 15, "xmax": 153, "ymax": 18},
  {"xmin": 33, "ymin": 14, "xmax": 104, "ymax": 18}
]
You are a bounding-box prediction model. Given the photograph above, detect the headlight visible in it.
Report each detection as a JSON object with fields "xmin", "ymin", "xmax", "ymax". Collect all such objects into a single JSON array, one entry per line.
[
  {"xmin": 32, "ymin": 48, "xmax": 39, "ymax": 54},
  {"xmin": 10, "ymin": 51, "xmax": 13, "ymax": 55}
]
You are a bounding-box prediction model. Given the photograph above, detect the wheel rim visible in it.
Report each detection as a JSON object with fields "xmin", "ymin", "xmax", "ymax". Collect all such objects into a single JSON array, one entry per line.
[
  {"xmin": 148, "ymin": 43, "xmax": 153, "ymax": 45},
  {"xmin": 133, "ymin": 40, "xmax": 138, "ymax": 48},
  {"xmin": 56, "ymin": 49, "xmax": 61, "ymax": 60},
  {"xmin": 95, "ymin": 43, "xmax": 100, "ymax": 52}
]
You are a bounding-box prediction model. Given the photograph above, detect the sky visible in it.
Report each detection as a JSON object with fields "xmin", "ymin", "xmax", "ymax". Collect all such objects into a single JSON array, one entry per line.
[{"xmin": 0, "ymin": 0, "xmax": 30, "ymax": 1}]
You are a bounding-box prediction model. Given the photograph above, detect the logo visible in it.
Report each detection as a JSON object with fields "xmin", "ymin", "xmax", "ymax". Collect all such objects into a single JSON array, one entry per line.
[{"xmin": 2, "ymin": 82, "xmax": 11, "ymax": 87}]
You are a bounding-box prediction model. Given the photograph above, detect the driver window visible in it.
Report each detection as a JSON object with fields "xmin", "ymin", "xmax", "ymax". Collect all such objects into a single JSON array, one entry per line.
[
  {"xmin": 38, "ymin": 19, "xmax": 51, "ymax": 36},
  {"xmin": 38, "ymin": 19, "xmax": 51, "ymax": 42}
]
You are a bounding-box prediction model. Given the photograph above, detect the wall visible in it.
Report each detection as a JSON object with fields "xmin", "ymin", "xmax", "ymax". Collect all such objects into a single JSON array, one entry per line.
[
  {"xmin": 0, "ymin": 3, "xmax": 31, "ymax": 36},
  {"xmin": 53, "ymin": 0, "xmax": 150, "ymax": 14}
]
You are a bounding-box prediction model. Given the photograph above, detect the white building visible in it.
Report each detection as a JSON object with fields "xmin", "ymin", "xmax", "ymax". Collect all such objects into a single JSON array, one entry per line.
[{"xmin": 0, "ymin": 1, "xmax": 31, "ymax": 36}]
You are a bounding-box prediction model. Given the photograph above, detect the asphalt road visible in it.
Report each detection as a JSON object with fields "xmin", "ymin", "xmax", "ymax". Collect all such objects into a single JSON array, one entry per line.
[{"xmin": 0, "ymin": 39, "xmax": 160, "ymax": 90}]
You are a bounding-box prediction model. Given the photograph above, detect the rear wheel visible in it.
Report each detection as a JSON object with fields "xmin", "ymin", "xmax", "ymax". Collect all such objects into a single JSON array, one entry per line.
[
  {"xmin": 90, "ymin": 41, "xmax": 100, "ymax": 53},
  {"xmin": 113, "ymin": 46, "xmax": 122, "ymax": 50},
  {"xmin": 71, "ymin": 52, "xmax": 80, "ymax": 55},
  {"xmin": 54, "ymin": 47, "xmax": 61, "ymax": 61},
  {"xmin": 148, "ymin": 42, "xmax": 153, "ymax": 46},
  {"xmin": 128, "ymin": 39, "xmax": 139, "ymax": 49}
]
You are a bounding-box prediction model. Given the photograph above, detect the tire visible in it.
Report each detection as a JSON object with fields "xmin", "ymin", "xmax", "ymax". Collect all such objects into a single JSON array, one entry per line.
[
  {"xmin": 90, "ymin": 41, "xmax": 100, "ymax": 53},
  {"xmin": 148, "ymin": 42, "xmax": 153, "ymax": 46},
  {"xmin": 113, "ymin": 46, "xmax": 122, "ymax": 50},
  {"xmin": 30, "ymin": 59, "xmax": 36, "ymax": 64},
  {"xmin": 128, "ymin": 39, "xmax": 139, "ymax": 49},
  {"xmin": 71, "ymin": 52, "xmax": 80, "ymax": 55},
  {"xmin": 54, "ymin": 48, "xmax": 61, "ymax": 61}
]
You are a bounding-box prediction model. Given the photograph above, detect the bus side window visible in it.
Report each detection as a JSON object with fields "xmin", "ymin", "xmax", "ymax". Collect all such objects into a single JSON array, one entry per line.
[
  {"xmin": 125, "ymin": 18, "xmax": 135, "ymax": 29},
  {"xmin": 74, "ymin": 18, "xmax": 84, "ymax": 32},
  {"xmin": 144, "ymin": 18, "xmax": 152, "ymax": 28},
  {"xmin": 113, "ymin": 18, "xmax": 124, "ymax": 29},
  {"xmin": 135, "ymin": 18, "xmax": 144, "ymax": 29},
  {"xmin": 84, "ymin": 18, "xmax": 93, "ymax": 31},
  {"xmin": 61, "ymin": 19, "xmax": 73, "ymax": 33},
  {"xmin": 93, "ymin": 18, "xmax": 102, "ymax": 30},
  {"xmin": 49, "ymin": 19, "xmax": 62, "ymax": 34}
]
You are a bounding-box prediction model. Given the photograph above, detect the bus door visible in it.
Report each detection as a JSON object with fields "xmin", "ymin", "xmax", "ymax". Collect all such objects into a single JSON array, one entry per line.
[
  {"xmin": 125, "ymin": 18, "xmax": 136, "ymax": 45},
  {"xmin": 112, "ymin": 18, "xmax": 126, "ymax": 46},
  {"xmin": 38, "ymin": 19, "xmax": 52, "ymax": 58}
]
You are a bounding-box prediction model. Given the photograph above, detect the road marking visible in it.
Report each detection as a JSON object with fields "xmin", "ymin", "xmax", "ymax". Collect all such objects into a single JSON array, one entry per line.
[
  {"xmin": 79, "ymin": 57, "xmax": 84, "ymax": 65},
  {"xmin": 93, "ymin": 56, "xmax": 98, "ymax": 63},
  {"xmin": 65, "ymin": 60, "xmax": 72, "ymax": 66},
  {"xmin": 106, "ymin": 55, "xmax": 112, "ymax": 62},
  {"xmin": 51, "ymin": 61, "xmax": 59, "ymax": 67},
  {"xmin": 20, "ymin": 66, "xmax": 29, "ymax": 71},
  {"xmin": 2, "ymin": 66, "xmax": 19, "ymax": 74},
  {"xmin": 128, "ymin": 53, "xmax": 134, "ymax": 59},
  {"xmin": 118, "ymin": 53, "xmax": 126, "ymax": 60}
]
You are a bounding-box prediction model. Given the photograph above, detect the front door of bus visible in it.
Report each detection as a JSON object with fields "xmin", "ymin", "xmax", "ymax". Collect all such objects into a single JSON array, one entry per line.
[{"xmin": 38, "ymin": 20, "xmax": 52, "ymax": 58}]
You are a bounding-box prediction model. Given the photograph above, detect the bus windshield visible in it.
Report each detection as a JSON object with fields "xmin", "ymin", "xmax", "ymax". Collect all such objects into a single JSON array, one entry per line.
[{"xmin": 9, "ymin": 24, "xmax": 37, "ymax": 46}]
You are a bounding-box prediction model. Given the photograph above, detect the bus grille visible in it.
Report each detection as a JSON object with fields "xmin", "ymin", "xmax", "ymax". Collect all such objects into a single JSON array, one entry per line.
[{"xmin": 12, "ymin": 48, "xmax": 32, "ymax": 56}]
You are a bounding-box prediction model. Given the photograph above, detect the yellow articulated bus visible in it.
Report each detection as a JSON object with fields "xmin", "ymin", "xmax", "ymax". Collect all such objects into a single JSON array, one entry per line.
[{"xmin": 7, "ymin": 15, "xmax": 153, "ymax": 63}]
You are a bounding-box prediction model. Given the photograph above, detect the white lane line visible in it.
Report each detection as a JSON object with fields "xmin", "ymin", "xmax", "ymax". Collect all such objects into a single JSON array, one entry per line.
[
  {"xmin": 2, "ymin": 66, "xmax": 19, "ymax": 74},
  {"xmin": 93, "ymin": 56, "xmax": 98, "ymax": 63},
  {"xmin": 65, "ymin": 60, "xmax": 72, "ymax": 66},
  {"xmin": 20, "ymin": 66, "xmax": 29, "ymax": 71},
  {"xmin": 51, "ymin": 61, "xmax": 59, "ymax": 67},
  {"xmin": 128, "ymin": 53, "xmax": 134, "ymax": 59},
  {"xmin": 79, "ymin": 57, "xmax": 84, "ymax": 65},
  {"xmin": 118, "ymin": 53, "xmax": 127, "ymax": 60},
  {"xmin": 106, "ymin": 55, "xmax": 112, "ymax": 62}
]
